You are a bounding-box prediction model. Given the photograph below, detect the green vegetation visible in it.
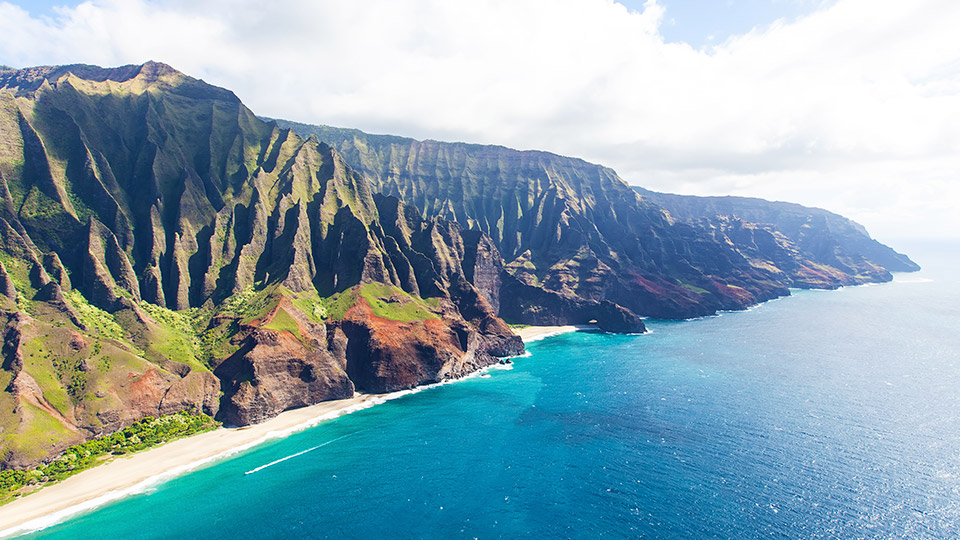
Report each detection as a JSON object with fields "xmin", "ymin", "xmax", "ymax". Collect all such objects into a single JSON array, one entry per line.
[
  {"xmin": 138, "ymin": 301, "xmax": 198, "ymax": 338},
  {"xmin": 20, "ymin": 340, "xmax": 73, "ymax": 416},
  {"xmin": 0, "ymin": 157, "xmax": 26, "ymax": 208},
  {"xmin": 0, "ymin": 252, "xmax": 37, "ymax": 301},
  {"xmin": 64, "ymin": 184, "xmax": 94, "ymax": 225},
  {"xmin": 196, "ymin": 317, "xmax": 241, "ymax": 367},
  {"xmin": 318, "ymin": 287, "xmax": 359, "ymax": 320},
  {"xmin": 358, "ymin": 282, "xmax": 439, "ymax": 322},
  {"xmin": 286, "ymin": 283, "xmax": 439, "ymax": 323},
  {"xmin": 191, "ymin": 281, "xmax": 438, "ymax": 339},
  {"xmin": 262, "ymin": 307, "xmax": 300, "ymax": 334},
  {"xmin": 220, "ymin": 286, "xmax": 273, "ymax": 320},
  {"xmin": 194, "ymin": 285, "xmax": 325, "ymax": 363},
  {"xmin": 64, "ymin": 289, "xmax": 125, "ymax": 341},
  {"xmin": 0, "ymin": 411, "xmax": 218, "ymax": 504},
  {"xmin": 679, "ymin": 282, "xmax": 709, "ymax": 295},
  {"xmin": 285, "ymin": 288, "xmax": 326, "ymax": 323},
  {"xmin": 15, "ymin": 402, "xmax": 73, "ymax": 454},
  {"xmin": 18, "ymin": 186, "xmax": 66, "ymax": 222},
  {"xmin": 137, "ymin": 301, "xmax": 207, "ymax": 373},
  {"xmin": 193, "ymin": 285, "xmax": 278, "ymax": 364}
]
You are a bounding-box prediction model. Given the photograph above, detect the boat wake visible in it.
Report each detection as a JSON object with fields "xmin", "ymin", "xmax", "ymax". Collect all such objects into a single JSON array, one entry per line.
[{"xmin": 244, "ymin": 432, "xmax": 356, "ymax": 475}]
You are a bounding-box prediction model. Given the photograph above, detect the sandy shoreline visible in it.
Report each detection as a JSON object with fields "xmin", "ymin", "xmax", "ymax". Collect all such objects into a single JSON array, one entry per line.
[
  {"xmin": 0, "ymin": 325, "xmax": 583, "ymax": 537},
  {"xmin": 514, "ymin": 324, "xmax": 587, "ymax": 343},
  {"xmin": 0, "ymin": 394, "xmax": 375, "ymax": 537}
]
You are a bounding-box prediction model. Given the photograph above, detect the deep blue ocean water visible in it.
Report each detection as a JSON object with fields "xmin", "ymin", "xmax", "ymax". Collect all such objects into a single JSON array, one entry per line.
[{"xmin": 26, "ymin": 242, "xmax": 960, "ymax": 539}]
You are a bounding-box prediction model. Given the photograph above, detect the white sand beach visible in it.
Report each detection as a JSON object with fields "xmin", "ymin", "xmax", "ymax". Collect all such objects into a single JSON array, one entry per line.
[
  {"xmin": 0, "ymin": 324, "xmax": 584, "ymax": 537},
  {"xmin": 0, "ymin": 394, "xmax": 375, "ymax": 538},
  {"xmin": 515, "ymin": 324, "xmax": 586, "ymax": 343}
]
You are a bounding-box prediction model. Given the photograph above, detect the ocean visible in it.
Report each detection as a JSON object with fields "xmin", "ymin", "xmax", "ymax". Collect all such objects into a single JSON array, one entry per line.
[{"xmin": 25, "ymin": 242, "xmax": 960, "ymax": 539}]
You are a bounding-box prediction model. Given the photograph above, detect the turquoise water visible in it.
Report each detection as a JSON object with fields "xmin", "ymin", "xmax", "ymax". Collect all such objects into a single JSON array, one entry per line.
[{"xmin": 27, "ymin": 243, "xmax": 960, "ymax": 538}]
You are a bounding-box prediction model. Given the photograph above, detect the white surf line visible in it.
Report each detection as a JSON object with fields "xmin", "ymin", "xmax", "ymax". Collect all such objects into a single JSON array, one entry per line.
[
  {"xmin": 244, "ymin": 432, "xmax": 354, "ymax": 475},
  {"xmin": 1, "ymin": 364, "xmax": 525, "ymax": 537}
]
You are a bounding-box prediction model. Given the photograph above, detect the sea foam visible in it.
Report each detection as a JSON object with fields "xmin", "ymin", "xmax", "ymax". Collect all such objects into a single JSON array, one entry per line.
[{"xmin": 0, "ymin": 338, "xmax": 540, "ymax": 537}]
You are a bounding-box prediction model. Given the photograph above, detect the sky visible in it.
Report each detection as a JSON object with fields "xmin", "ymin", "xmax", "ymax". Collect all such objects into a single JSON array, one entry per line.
[{"xmin": 0, "ymin": 0, "xmax": 957, "ymax": 243}]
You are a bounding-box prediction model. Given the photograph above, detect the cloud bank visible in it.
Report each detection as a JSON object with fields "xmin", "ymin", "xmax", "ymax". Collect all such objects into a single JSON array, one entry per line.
[{"xmin": 1, "ymin": 0, "xmax": 958, "ymax": 241}]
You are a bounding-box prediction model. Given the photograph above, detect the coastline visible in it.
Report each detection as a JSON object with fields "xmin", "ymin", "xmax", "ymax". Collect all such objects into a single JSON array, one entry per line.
[
  {"xmin": 514, "ymin": 325, "xmax": 584, "ymax": 343},
  {"xmin": 0, "ymin": 394, "xmax": 376, "ymax": 538},
  {"xmin": 0, "ymin": 325, "xmax": 580, "ymax": 538}
]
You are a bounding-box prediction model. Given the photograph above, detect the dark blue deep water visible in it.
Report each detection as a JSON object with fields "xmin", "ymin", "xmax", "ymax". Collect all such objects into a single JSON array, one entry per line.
[{"xmin": 27, "ymin": 242, "xmax": 960, "ymax": 538}]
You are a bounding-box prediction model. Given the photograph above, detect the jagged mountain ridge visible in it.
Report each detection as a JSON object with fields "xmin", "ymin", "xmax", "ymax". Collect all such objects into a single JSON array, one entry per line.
[
  {"xmin": 273, "ymin": 122, "xmax": 779, "ymax": 321},
  {"xmin": 0, "ymin": 62, "xmax": 522, "ymax": 467},
  {"xmin": 0, "ymin": 61, "xmax": 918, "ymax": 469},
  {"xmin": 275, "ymin": 120, "xmax": 916, "ymax": 319},
  {"xmin": 0, "ymin": 62, "xmax": 521, "ymax": 315}
]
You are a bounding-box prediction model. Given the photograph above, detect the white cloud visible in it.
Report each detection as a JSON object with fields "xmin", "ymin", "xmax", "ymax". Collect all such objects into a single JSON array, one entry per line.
[{"xmin": 1, "ymin": 0, "xmax": 958, "ymax": 240}]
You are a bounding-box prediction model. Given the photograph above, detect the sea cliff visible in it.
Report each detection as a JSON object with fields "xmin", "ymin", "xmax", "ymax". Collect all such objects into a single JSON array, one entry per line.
[{"xmin": 0, "ymin": 62, "xmax": 917, "ymax": 469}]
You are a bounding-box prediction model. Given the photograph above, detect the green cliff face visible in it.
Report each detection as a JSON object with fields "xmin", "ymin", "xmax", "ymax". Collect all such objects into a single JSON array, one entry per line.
[
  {"xmin": 0, "ymin": 63, "xmax": 521, "ymax": 468},
  {"xmin": 634, "ymin": 188, "xmax": 919, "ymax": 289},
  {"xmin": 0, "ymin": 62, "xmax": 917, "ymax": 469},
  {"xmin": 278, "ymin": 121, "xmax": 857, "ymax": 320}
]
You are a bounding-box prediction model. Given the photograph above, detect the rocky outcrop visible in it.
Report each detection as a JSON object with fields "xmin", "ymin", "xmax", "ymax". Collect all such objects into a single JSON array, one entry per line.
[
  {"xmin": 1, "ymin": 311, "xmax": 27, "ymax": 373},
  {"xmin": 214, "ymin": 299, "xmax": 354, "ymax": 426},
  {"xmin": 159, "ymin": 371, "xmax": 221, "ymax": 418},
  {"xmin": 216, "ymin": 329, "xmax": 354, "ymax": 426},
  {"xmin": 336, "ymin": 298, "xmax": 486, "ymax": 393},
  {"xmin": 461, "ymin": 231, "xmax": 503, "ymax": 314},
  {"xmin": 43, "ymin": 252, "xmax": 71, "ymax": 291},
  {"xmin": 446, "ymin": 276, "xmax": 524, "ymax": 357},
  {"xmin": 500, "ymin": 275, "xmax": 646, "ymax": 332},
  {"xmin": 0, "ymin": 61, "xmax": 920, "ymax": 468},
  {"xmin": 211, "ymin": 268, "xmax": 525, "ymax": 425},
  {"xmin": 0, "ymin": 261, "xmax": 16, "ymax": 299}
]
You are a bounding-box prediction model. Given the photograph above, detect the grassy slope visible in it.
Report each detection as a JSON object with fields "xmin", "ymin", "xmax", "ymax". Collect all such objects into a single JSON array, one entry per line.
[
  {"xmin": 0, "ymin": 247, "xmax": 217, "ymax": 462},
  {"xmin": 262, "ymin": 307, "xmax": 299, "ymax": 334},
  {"xmin": 357, "ymin": 282, "xmax": 439, "ymax": 322},
  {"xmin": 189, "ymin": 282, "xmax": 442, "ymax": 366}
]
